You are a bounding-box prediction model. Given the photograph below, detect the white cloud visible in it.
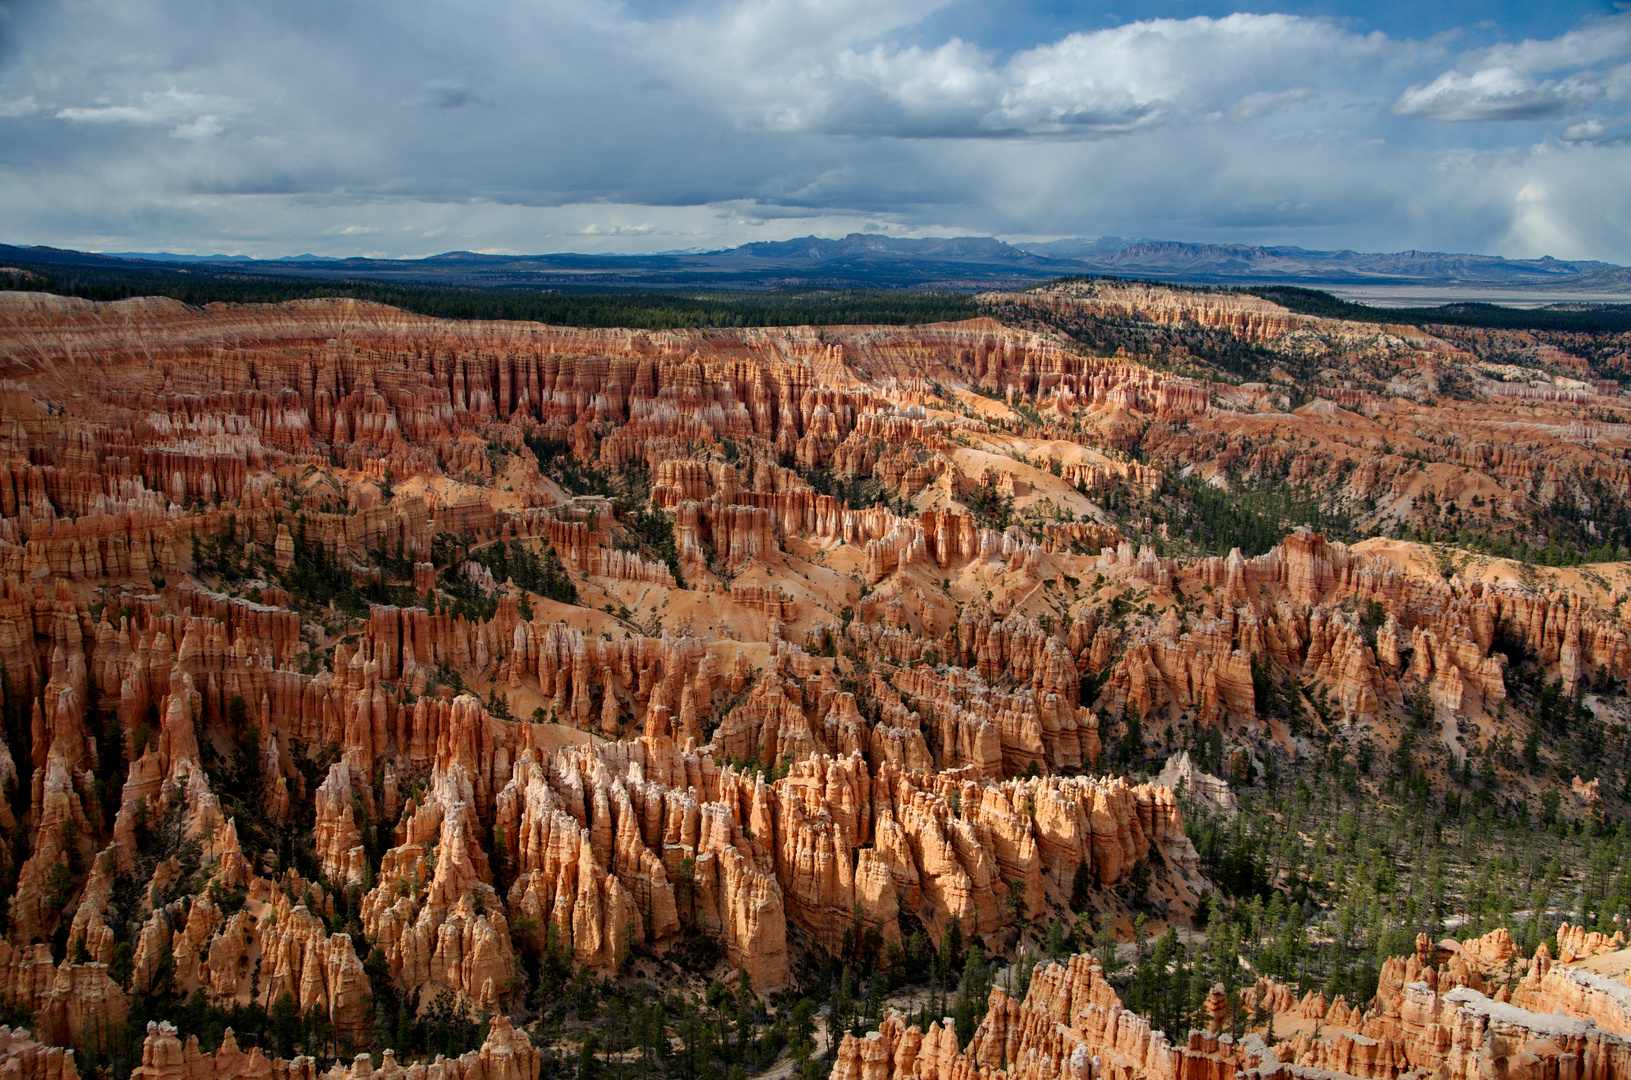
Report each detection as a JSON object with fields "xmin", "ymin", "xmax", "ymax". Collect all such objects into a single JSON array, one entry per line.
[
  {"xmin": 1563, "ymin": 118, "xmax": 1607, "ymax": 141},
  {"xmin": 1392, "ymin": 13, "xmax": 1631, "ymax": 121},
  {"xmin": 704, "ymin": 12, "xmax": 1396, "ymax": 138},
  {"xmin": 578, "ymin": 222, "xmax": 655, "ymax": 236},
  {"xmin": 990, "ymin": 14, "xmax": 1390, "ymax": 136},
  {"xmin": 1476, "ymin": 16, "xmax": 1631, "ymax": 76},
  {"xmin": 1392, "ymin": 66, "xmax": 1609, "ymax": 120},
  {"xmin": 56, "ymin": 87, "xmax": 236, "ymax": 127}
]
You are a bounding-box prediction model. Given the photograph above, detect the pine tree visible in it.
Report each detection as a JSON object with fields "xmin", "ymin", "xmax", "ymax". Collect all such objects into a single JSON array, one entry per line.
[{"xmin": 1072, "ymin": 859, "xmax": 1093, "ymax": 910}]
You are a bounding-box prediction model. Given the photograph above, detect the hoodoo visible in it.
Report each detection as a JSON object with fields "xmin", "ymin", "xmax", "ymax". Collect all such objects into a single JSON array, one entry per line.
[{"xmin": 0, "ymin": 282, "xmax": 1624, "ymax": 1080}]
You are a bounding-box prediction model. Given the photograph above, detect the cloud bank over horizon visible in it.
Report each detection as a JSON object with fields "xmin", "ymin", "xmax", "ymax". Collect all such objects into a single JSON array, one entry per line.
[{"xmin": 1, "ymin": 0, "xmax": 1629, "ymax": 261}]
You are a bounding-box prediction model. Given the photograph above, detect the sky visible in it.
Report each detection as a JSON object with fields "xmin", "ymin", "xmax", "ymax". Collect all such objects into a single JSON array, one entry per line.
[{"xmin": 1, "ymin": 0, "xmax": 1629, "ymax": 261}]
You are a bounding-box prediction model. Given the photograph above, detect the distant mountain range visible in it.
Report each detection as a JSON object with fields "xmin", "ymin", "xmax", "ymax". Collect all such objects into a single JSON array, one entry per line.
[
  {"xmin": 4, "ymin": 234, "xmax": 1628, "ymax": 292},
  {"xmin": 1011, "ymin": 240, "xmax": 1631, "ymax": 290},
  {"xmin": 103, "ymin": 252, "xmax": 343, "ymax": 263}
]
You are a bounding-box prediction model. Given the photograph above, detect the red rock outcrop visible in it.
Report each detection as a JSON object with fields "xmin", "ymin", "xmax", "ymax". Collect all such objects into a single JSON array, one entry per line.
[
  {"xmin": 831, "ymin": 954, "xmax": 1264, "ymax": 1080},
  {"xmin": 0, "ymin": 1025, "xmax": 81, "ymax": 1080},
  {"xmin": 121, "ymin": 1014, "xmax": 538, "ymax": 1080},
  {"xmin": 831, "ymin": 930, "xmax": 1631, "ymax": 1080},
  {"xmin": 361, "ymin": 758, "xmax": 518, "ymax": 1013},
  {"xmin": 0, "ymin": 284, "xmax": 1624, "ymax": 1079}
]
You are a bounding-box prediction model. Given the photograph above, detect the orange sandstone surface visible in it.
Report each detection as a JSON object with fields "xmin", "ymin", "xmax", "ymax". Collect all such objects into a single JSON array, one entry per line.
[
  {"xmin": 0, "ymin": 288, "xmax": 1624, "ymax": 1079},
  {"xmin": 833, "ymin": 928, "xmax": 1631, "ymax": 1080}
]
